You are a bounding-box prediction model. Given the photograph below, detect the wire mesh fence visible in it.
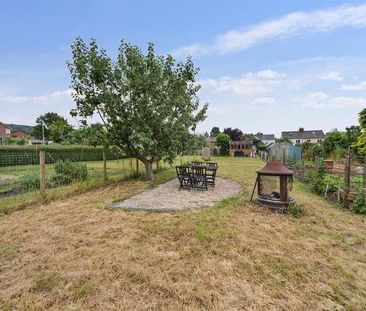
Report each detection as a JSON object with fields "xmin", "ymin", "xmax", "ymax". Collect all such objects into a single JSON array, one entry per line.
[
  {"xmin": 0, "ymin": 145, "xmax": 121, "ymax": 167},
  {"xmin": 0, "ymin": 148, "xmax": 201, "ymax": 203}
]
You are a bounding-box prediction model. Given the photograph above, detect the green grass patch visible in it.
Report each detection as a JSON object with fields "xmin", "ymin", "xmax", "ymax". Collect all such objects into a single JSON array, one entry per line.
[
  {"xmin": 31, "ymin": 272, "xmax": 68, "ymax": 293},
  {"xmin": 0, "ymin": 242, "xmax": 18, "ymax": 260},
  {"xmin": 73, "ymin": 280, "xmax": 93, "ymax": 300}
]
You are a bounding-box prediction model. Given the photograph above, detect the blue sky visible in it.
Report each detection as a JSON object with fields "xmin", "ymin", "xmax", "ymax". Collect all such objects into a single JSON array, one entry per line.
[{"xmin": 1, "ymin": 1, "xmax": 366, "ymax": 136}]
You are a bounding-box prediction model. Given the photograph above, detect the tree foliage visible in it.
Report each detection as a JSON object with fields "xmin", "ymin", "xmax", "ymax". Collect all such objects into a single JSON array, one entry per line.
[
  {"xmin": 359, "ymin": 108, "xmax": 366, "ymax": 128},
  {"xmin": 216, "ymin": 133, "xmax": 230, "ymax": 155},
  {"xmin": 49, "ymin": 120, "xmax": 74, "ymax": 143},
  {"xmin": 223, "ymin": 127, "xmax": 243, "ymax": 141},
  {"xmin": 67, "ymin": 38, "xmax": 208, "ymax": 179},
  {"xmin": 210, "ymin": 127, "xmax": 220, "ymax": 137},
  {"xmin": 355, "ymin": 108, "xmax": 366, "ymax": 155},
  {"xmin": 31, "ymin": 112, "xmax": 67, "ymax": 140},
  {"xmin": 322, "ymin": 130, "xmax": 348, "ymax": 156},
  {"xmin": 275, "ymin": 137, "xmax": 292, "ymax": 144}
]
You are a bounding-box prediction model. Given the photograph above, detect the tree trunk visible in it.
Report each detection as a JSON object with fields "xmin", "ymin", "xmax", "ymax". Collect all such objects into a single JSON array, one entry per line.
[{"xmin": 143, "ymin": 159, "xmax": 154, "ymax": 180}]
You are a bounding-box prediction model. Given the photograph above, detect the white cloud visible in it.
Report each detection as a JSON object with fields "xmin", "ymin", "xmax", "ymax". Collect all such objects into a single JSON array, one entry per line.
[
  {"xmin": 173, "ymin": 3, "xmax": 366, "ymax": 56},
  {"xmin": 250, "ymin": 69, "xmax": 287, "ymax": 79},
  {"xmin": 341, "ymin": 80, "xmax": 366, "ymax": 90},
  {"xmin": 295, "ymin": 92, "xmax": 366, "ymax": 109},
  {"xmin": 201, "ymin": 77, "xmax": 268, "ymax": 96},
  {"xmin": 200, "ymin": 70, "xmax": 286, "ymax": 97},
  {"xmin": 248, "ymin": 97, "xmax": 276, "ymax": 106},
  {"xmin": 1, "ymin": 90, "xmax": 72, "ymax": 105},
  {"xmin": 170, "ymin": 43, "xmax": 209, "ymax": 58},
  {"xmin": 320, "ymin": 71, "xmax": 343, "ymax": 81}
]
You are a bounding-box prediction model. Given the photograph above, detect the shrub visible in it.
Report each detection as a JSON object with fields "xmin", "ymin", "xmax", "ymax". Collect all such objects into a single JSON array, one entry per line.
[
  {"xmin": 289, "ymin": 204, "xmax": 305, "ymax": 218},
  {"xmin": 323, "ymin": 175, "xmax": 343, "ymax": 192},
  {"xmin": 19, "ymin": 173, "xmax": 40, "ymax": 191},
  {"xmin": 54, "ymin": 160, "xmax": 87, "ymax": 181},
  {"xmin": 3, "ymin": 137, "xmax": 28, "ymax": 145},
  {"xmin": 303, "ymin": 160, "xmax": 315, "ymax": 169},
  {"xmin": 48, "ymin": 173, "xmax": 73, "ymax": 187},
  {"xmin": 352, "ymin": 175, "xmax": 363, "ymax": 189},
  {"xmin": 351, "ymin": 189, "xmax": 366, "ymax": 214},
  {"xmin": 304, "ymin": 161, "xmax": 326, "ymax": 194},
  {"xmin": 216, "ymin": 133, "xmax": 230, "ymax": 155},
  {"xmin": 304, "ymin": 171, "xmax": 315, "ymax": 183}
]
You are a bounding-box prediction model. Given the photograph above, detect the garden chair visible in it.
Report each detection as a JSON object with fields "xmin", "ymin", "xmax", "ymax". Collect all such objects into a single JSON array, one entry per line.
[
  {"xmin": 191, "ymin": 161, "xmax": 205, "ymax": 167},
  {"xmin": 191, "ymin": 166, "xmax": 208, "ymax": 191},
  {"xmin": 176, "ymin": 166, "xmax": 193, "ymax": 190},
  {"xmin": 206, "ymin": 162, "xmax": 218, "ymax": 186}
]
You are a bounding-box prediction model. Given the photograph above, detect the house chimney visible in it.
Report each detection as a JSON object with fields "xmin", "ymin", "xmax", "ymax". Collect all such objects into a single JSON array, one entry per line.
[{"xmin": 299, "ymin": 127, "xmax": 304, "ymax": 133}]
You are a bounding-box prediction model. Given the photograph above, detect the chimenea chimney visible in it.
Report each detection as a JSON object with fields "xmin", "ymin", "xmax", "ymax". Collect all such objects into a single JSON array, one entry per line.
[{"xmin": 299, "ymin": 127, "xmax": 304, "ymax": 133}]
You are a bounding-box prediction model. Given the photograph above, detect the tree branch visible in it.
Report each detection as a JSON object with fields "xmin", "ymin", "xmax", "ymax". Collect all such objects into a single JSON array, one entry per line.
[{"xmin": 96, "ymin": 105, "xmax": 107, "ymax": 127}]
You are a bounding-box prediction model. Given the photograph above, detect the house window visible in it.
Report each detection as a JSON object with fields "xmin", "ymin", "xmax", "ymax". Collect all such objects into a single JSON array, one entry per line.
[
  {"xmin": 307, "ymin": 139, "xmax": 311, "ymax": 143},
  {"xmin": 317, "ymin": 139, "xmax": 322, "ymax": 143},
  {"xmin": 296, "ymin": 139, "xmax": 300, "ymax": 144},
  {"xmin": 5, "ymin": 129, "xmax": 10, "ymax": 134}
]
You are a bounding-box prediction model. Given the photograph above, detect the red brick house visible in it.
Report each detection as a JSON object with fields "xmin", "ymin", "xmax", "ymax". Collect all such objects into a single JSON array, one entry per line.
[
  {"xmin": 0, "ymin": 122, "xmax": 12, "ymax": 143},
  {"xmin": 0, "ymin": 122, "xmax": 31, "ymax": 144}
]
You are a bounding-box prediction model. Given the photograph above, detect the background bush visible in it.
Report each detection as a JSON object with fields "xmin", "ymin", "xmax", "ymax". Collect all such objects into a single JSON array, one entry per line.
[
  {"xmin": 323, "ymin": 175, "xmax": 343, "ymax": 192},
  {"xmin": 351, "ymin": 189, "xmax": 366, "ymax": 214},
  {"xmin": 54, "ymin": 160, "xmax": 88, "ymax": 181},
  {"xmin": 18, "ymin": 160, "xmax": 88, "ymax": 191},
  {"xmin": 48, "ymin": 173, "xmax": 73, "ymax": 187},
  {"xmin": 19, "ymin": 173, "xmax": 40, "ymax": 191}
]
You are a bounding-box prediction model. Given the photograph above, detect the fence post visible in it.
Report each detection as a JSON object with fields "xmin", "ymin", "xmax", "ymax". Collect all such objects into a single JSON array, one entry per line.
[
  {"xmin": 39, "ymin": 150, "xmax": 46, "ymax": 199},
  {"xmin": 103, "ymin": 150, "xmax": 107, "ymax": 183},
  {"xmin": 136, "ymin": 158, "xmax": 139, "ymax": 175},
  {"xmin": 343, "ymin": 147, "xmax": 351, "ymax": 208}
]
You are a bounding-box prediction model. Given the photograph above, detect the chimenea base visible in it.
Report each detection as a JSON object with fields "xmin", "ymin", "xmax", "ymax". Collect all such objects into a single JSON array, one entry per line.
[{"xmin": 257, "ymin": 194, "xmax": 296, "ymax": 211}]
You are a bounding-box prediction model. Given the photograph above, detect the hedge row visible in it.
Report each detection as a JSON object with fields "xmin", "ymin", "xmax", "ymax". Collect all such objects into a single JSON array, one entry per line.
[{"xmin": 0, "ymin": 145, "xmax": 123, "ymax": 167}]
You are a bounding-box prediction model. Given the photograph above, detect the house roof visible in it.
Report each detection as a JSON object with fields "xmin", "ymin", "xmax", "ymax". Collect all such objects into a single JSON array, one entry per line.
[
  {"xmin": 0, "ymin": 122, "xmax": 12, "ymax": 130},
  {"xmin": 257, "ymin": 161, "xmax": 293, "ymax": 176},
  {"xmin": 281, "ymin": 130, "xmax": 325, "ymax": 140},
  {"xmin": 11, "ymin": 130, "xmax": 30, "ymax": 137},
  {"xmin": 256, "ymin": 134, "xmax": 275, "ymax": 141}
]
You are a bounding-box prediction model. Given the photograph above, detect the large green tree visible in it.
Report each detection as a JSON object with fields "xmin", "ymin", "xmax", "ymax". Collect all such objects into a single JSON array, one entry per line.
[
  {"xmin": 31, "ymin": 112, "xmax": 68, "ymax": 140},
  {"xmin": 323, "ymin": 130, "xmax": 348, "ymax": 156},
  {"xmin": 68, "ymin": 38, "xmax": 208, "ymax": 179},
  {"xmin": 49, "ymin": 120, "xmax": 74, "ymax": 143}
]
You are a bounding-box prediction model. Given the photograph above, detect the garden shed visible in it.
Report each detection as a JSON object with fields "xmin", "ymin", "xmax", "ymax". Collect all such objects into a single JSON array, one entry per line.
[{"xmin": 268, "ymin": 142, "xmax": 301, "ymax": 164}]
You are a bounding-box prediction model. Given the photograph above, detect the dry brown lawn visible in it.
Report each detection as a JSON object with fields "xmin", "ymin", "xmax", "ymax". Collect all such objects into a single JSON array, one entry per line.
[{"xmin": 0, "ymin": 157, "xmax": 366, "ymax": 310}]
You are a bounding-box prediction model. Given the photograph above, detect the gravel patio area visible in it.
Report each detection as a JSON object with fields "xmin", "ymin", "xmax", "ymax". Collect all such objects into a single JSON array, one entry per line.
[{"xmin": 108, "ymin": 177, "xmax": 242, "ymax": 212}]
